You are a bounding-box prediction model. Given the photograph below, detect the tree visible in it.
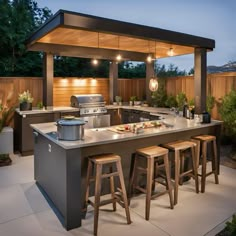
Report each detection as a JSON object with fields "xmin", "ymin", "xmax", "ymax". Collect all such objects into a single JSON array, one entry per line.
[{"xmin": 0, "ymin": 0, "xmax": 52, "ymax": 76}]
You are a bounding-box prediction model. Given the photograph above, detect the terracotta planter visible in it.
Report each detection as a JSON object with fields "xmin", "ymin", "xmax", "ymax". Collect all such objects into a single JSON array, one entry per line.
[{"xmin": 20, "ymin": 102, "xmax": 32, "ymax": 111}]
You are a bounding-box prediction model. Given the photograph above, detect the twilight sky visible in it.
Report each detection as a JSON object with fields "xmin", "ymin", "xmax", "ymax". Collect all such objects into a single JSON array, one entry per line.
[{"xmin": 36, "ymin": 0, "xmax": 236, "ymax": 71}]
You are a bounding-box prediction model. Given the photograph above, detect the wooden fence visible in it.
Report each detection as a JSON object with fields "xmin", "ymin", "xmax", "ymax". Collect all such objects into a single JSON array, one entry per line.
[{"xmin": 1, "ymin": 72, "xmax": 236, "ymax": 120}]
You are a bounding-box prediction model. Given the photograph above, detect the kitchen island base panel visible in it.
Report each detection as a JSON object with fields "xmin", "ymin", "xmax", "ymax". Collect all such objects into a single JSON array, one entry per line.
[
  {"xmin": 34, "ymin": 134, "xmax": 82, "ymax": 230},
  {"xmin": 33, "ymin": 123, "xmax": 221, "ymax": 230}
]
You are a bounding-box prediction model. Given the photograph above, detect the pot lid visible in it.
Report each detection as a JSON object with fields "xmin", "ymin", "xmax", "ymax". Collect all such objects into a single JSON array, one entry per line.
[{"xmin": 57, "ymin": 119, "xmax": 86, "ymax": 126}]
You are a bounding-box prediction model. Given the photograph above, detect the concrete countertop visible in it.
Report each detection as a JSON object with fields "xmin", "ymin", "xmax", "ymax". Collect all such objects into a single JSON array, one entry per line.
[
  {"xmin": 106, "ymin": 105, "xmax": 172, "ymax": 114},
  {"xmin": 31, "ymin": 117, "xmax": 222, "ymax": 150},
  {"xmin": 15, "ymin": 106, "xmax": 80, "ymax": 116}
]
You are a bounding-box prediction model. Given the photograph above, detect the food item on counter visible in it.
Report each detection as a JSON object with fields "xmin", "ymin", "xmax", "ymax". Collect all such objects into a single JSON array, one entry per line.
[
  {"xmin": 151, "ymin": 121, "xmax": 162, "ymax": 127},
  {"xmin": 116, "ymin": 126, "xmax": 125, "ymax": 131},
  {"xmin": 63, "ymin": 115, "xmax": 75, "ymax": 120},
  {"xmin": 116, "ymin": 125, "xmax": 130, "ymax": 131}
]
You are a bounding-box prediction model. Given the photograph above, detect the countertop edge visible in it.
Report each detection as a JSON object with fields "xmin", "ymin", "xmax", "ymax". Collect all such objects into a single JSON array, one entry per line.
[{"xmin": 31, "ymin": 119, "xmax": 222, "ymax": 150}]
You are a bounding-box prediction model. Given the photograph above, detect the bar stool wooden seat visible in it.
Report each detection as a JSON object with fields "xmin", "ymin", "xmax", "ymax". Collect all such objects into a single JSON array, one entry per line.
[
  {"xmin": 162, "ymin": 140, "xmax": 199, "ymax": 205},
  {"xmin": 192, "ymin": 135, "xmax": 219, "ymax": 193},
  {"xmin": 85, "ymin": 153, "xmax": 131, "ymax": 235},
  {"xmin": 130, "ymin": 146, "xmax": 174, "ymax": 220}
]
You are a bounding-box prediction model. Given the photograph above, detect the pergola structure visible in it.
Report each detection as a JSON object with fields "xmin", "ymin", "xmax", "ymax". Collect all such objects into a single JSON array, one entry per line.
[{"xmin": 26, "ymin": 10, "xmax": 215, "ymax": 113}]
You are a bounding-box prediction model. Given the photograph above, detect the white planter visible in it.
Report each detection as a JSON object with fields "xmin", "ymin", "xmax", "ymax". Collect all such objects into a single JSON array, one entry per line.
[{"xmin": 0, "ymin": 127, "xmax": 13, "ymax": 154}]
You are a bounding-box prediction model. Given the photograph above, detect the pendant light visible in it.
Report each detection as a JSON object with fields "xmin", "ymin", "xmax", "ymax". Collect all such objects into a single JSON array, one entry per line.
[
  {"xmin": 148, "ymin": 42, "xmax": 158, "ymax": 92},
  {"xmin": 91, "ymin": 33, "xmax": 100, "ymax": 66},
  {"xmin": 167, "ymin": 47, "xmax": 174, "ymax": 56},
  {"xmin": 116, "ymin": 36, "xmax": 122, "ymax": 61},
  {"xmin": 92, "ymin": 59, "xmax": 98, "ymax": 65},
  {"xmin": 149, "ymin": 77, "xmax": 158, "ymax": 92},
  {"xmin": 146, "ymin": 40, "xmax": 153, "ymax": 63}
]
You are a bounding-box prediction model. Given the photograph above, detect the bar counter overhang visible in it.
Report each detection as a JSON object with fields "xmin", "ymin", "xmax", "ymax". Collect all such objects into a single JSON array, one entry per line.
[{"xmin": 31, "ymin": 117, "xmax": 222, "ymax": 230}]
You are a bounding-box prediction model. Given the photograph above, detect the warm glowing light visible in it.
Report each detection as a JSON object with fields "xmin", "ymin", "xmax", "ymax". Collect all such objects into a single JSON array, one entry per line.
[
  {"xmin": 149, "ymin": 77, "xmax": 158, "ymax": 91},
  {"xmin": 73, "ymin": 78, "xmax": 86, "ymax": 86},
  {"xmin": 91, "ymin": 78, "xmax": 97, "ymax": 86},
  {"xmin": 60, "ymin": 78, "xmax": 68, "ymax": 86},
  {"xmin": 146, "ymin": 55, "xmax": 152, "ymax": 63},
  {"xmin": 92, "ymin": 59, "xmax": 98, "ymax": 65},
  {"xmin": 167, "ymin": 48, "xmax": 174, "ymax": 56},
  {"xmin": 116, "ymin": 54, "xmax": 122, "ymax": 61}
]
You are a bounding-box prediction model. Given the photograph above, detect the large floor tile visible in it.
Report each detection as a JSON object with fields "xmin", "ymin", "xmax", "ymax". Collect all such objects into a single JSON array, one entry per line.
[
  {"xmin": 0, "ymin": 212, "xmax": 71, "ymax": 236},
  {"xmin": 21, "ymin": 182, "xmax": 51, "ymax": 214},
  {"xmin": 70, "ymin": 205, "xmax": 169, "ymax": 236},
  {"xmin": 0, "ymin": 153, "xmax": 235, "ymax": 236},
  {"xmin": 0, "ymin": 154, "xmax": 34, "ymax": 188},
  {"xmin": 0, "ymin": 184, "xmax": 33, "ymax": 224},
  {"xmin": 130, "ymin": 164, "xmax": 236, "ymax": 236}
]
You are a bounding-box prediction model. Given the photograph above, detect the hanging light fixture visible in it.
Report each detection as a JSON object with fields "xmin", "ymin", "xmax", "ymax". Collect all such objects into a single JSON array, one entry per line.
[
  {"xmin": 148, "ymin": 41, "xmax": 158, "ymax": 92},
  {"xmin": 146, "ymin": 40, "xmax": 153, "ymax": 63},
  {"xmin": 167, "ymin": 47, "xmax": 174, "ymax": 56},
  {"xmin": 91, "ymin": 33, "xmax": 100, "ymax": 66},
  {"xmin": 91, "ymin": 58, "xmax": 98, "ymax": 65},
  {"xmin": 146, "ymin": 55, "xmax": 152, "ymax": 63},
  {"xmin": 149, "ymin": 76, "xmax": 158, "ymax": 91},
  {"xmin": 116, "ymin": 54, "xmax": 122, "ymax": 61},
  {"xmin": 116, "ymin": 36, "xmax": 122, "ymax": 61}
]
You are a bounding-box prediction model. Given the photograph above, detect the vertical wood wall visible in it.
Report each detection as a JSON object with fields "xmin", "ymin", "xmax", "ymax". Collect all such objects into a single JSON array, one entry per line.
[
  {"xmin": 1, "ymin": 72, "xmax": 236, "ymax": 120},
  {"xmin": 0, "ymin": 77, "xmax": 43, "ymax": 106},
  {"xmin": 53, "ymin": 78, "xmax": 109, "ymax": 106}
]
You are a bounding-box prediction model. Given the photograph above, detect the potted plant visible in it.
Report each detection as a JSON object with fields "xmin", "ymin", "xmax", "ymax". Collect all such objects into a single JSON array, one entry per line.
[
  {"xmin": 129, "ymin": 96, "xmax": 137, "ymax": 106},
  {"xmin": 165, "ymin": 94, "xmax": 177, "ymax": 108},
  {"xmin": 188, "ymin": 98, "xmax": 195, "ymax": 119},
  {"xmin": 176, "ymin": 92, "xmax": 187, "ymax": 111},
  {"xmin": 115, "ymin": 96, "xmax": 122, "ymax": 106},
  {"xmin": 0, "ymin": 90, "xmax": 15, "ymax": 166},
  {"xmin": 18, "ymin": 90, "xmax": 34, "ymax": 111}
]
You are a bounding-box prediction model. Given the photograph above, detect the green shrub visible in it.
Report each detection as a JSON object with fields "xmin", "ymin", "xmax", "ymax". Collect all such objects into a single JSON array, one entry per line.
[
  {"xmin": 151, "ymin": 78, "xmax": 167, "ymax": 107},
  {"xmin": 206, "ymin": 95, "xmax": 215, "ymax": 113},
  {"xmin": 217, "ymin": 214, "xmax": 236, "ymax": 236},
  {"xmin": 176, "ymin": 92, "xmax": 187, "ymax": 111},
  {"xmin": 165, "ymin": 95, "xmax": 177, "ymax": 108},
  {"xmin": 219, "ymin": 90, "xmax": 236, "ymax": 137}
]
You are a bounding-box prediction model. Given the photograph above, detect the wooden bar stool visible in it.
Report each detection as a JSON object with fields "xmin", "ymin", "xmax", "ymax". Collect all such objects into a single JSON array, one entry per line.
[
  {"xmin": 84, "ymin": 153, "xmax": 131, "ymax": 236},
  {"xmin": 162, "ymin": 140, "xmax": 199, "ymax": 205},
  {"xmin": 130, "ymin": 146, "xmax": 174, "ymax": 220},
  {"xmin": 192, "ymin": 135, "xmax": 219, "ymax": 193}
]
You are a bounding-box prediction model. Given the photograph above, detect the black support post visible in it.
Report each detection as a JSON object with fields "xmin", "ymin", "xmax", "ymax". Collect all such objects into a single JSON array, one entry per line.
[
  {"xmin": 43, "ymin": 52, "xmax": 54, "ymax": 107},
  {"xmin": 194, "ymin": 48, "xmax": 207, "ymax": 114},
  {"xmin": 109, "ymin": 61, "xmax": 118, "ymax": 104}
]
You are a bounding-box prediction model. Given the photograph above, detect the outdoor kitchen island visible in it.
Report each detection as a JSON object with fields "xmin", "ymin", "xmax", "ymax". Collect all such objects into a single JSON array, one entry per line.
[{"xmin": 31, "ymin": 117, "xmax": 222, "ymax": 230}]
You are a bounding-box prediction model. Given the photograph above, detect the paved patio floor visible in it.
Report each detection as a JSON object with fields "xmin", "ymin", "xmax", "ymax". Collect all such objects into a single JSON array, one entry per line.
[{"xmin": 0, "ymin": 154, "xmax": 235, "ymax": 236}]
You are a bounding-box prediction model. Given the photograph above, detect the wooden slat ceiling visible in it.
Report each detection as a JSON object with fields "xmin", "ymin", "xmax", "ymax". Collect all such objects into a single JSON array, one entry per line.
[
  {"xmin": 38, "ymin": 27, "xmax": 194, "ymax": 59},
  {"xmin": 27, "ymin": 10, "xmax": 214, "ymax": 61}
]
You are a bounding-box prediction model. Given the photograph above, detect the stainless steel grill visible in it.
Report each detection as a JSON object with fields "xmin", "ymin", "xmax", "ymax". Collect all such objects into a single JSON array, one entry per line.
[
  {"xmin": 70, "ymin": 94, "xmax": 107, "ymax": 116},
  {"xmin": 70, "ymin": 94, "xmax": 110, "ymax": 128}
]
